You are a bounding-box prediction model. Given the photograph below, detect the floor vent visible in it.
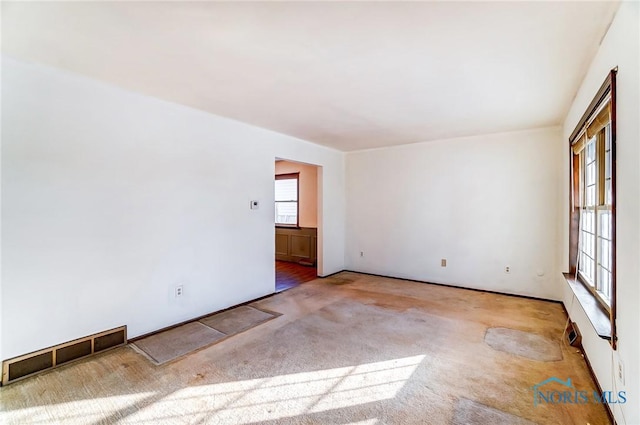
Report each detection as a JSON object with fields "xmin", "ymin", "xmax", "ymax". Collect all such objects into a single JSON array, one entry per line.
[{"xmin": 1, "ymin": 326, "xmax": 126, "ymax": 385}]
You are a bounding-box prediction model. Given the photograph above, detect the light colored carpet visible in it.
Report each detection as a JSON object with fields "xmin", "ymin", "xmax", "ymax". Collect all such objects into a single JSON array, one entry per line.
[
  {"xmin": 452, "ymin": 398, "xmax": 538, "ymax": 425},
  {"xmin": 484, "ymin": 327, "xmax": 563, "ymax": 362},
  {"xmin": 132, "ymin": 322, "xmax": 225, "ymax": 365},
  {"xmin": 199, "ymin": 305, "xmax": 278, "ymax": 335},
  {"xmin": 0, "ymin": 272, "xmax": 610, "ymax": 425},
  {"xmin": 132, "ymin": 305, "xmax": 279, "ymax": 365},
  {"xmin": 327, "ymin": 276, "xmax": 356, "ymax": 285}
]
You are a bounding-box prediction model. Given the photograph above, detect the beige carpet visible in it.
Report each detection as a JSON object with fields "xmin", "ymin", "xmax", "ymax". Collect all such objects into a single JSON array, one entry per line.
[
  {"xmin": 452, "ymin": 398, "xmax": 538, "ymax": 425},
  {"xmin": 199, "ymin": 305, "xmax": 278, "ymax": 335},
  {"xmin": 132, "ymin": 305, "xmax": 279, "ymax": 365},
  {"xmin": 132, "ymin": 322, "xmax": 226, "ymax": 365},
  {"xmin": 484, "ymin": 327, "xmax": 563, "ymax": 362},
  {"xmin": 0, "ymin": 272, "xmax": 610, "ymax": 425}
]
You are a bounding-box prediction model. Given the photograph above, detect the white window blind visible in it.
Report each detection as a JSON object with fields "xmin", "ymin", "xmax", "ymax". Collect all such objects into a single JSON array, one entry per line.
[{"xmin": 275, "ymin": 177, "xmax": 298, "ymax": 225}]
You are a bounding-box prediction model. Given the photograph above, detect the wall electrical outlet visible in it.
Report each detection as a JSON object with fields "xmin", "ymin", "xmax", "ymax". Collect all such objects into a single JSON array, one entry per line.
[
  {"xmin": 360, "ymin": 251, "xmax": 364, "ymax": 257},
  {"xmin": 505, "ymin": 266, "xmax": 510, "ymax": 273},
  {"xmin": 617, "ymin": 357, "xmax": 625, "ymax": 385},
  {"xmin": 441, "ymin": 259, "xmax": 447, "ymax": 267},
  {"xmin": 175, "ymin": 285, "xmax": 184, "ymax": 298}
]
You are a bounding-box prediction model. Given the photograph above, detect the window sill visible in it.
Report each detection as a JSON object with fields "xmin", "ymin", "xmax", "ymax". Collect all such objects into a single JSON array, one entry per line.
[
  {"xmin": 275, "ymin": 225, "xmax": 300, "ymax": 229},
  {"xmin": 563, "ymin": 273, "xmax": 611, "ymax": 341}
]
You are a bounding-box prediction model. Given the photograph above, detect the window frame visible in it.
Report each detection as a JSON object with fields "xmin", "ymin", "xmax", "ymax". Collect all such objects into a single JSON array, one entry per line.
[
  {"xmin": 577, "ymin": 128, "xmax": 612, "ymax": 309},
  {"xmin": 275, "ymin": 172, "xmax": 300, "ymax": 228},
  {"xmin": 568, "ymin": 69, "xmax": 617, "ymax": 348}
]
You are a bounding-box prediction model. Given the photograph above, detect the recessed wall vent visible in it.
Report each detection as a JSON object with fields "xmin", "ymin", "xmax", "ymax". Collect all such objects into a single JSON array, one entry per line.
[{"xmin": 1, "ymin": 325, "xmax": 126, "ymax": 385}]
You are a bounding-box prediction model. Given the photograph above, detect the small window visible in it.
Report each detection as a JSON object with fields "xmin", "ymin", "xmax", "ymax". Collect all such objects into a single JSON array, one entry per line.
[
  {"xmin": 275, "ymin": 173, "xmax": 299, "ymax": 226},
  {"xmin": 569, "ymin": 69, "xmax": 617, "ymax": 347}
]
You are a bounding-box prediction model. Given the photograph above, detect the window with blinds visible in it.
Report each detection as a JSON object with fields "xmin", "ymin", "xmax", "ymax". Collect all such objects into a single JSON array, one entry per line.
[
  {"xmin": 275, "ymin": 173, "xmax": 299, "ymax": 226},
  {"xmin": 569, "ymin": 69, "xmax": 616, "ymax": 345}
]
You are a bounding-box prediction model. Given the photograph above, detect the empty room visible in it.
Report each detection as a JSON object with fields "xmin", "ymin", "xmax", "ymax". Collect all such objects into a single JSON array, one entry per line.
[{"xmin": 1, "ymin": 1, "xmax": 638, "ymax": 424}]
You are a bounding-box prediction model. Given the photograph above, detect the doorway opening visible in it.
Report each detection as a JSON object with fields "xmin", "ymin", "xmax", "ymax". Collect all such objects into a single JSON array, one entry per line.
[{"xmin": 274, "ymin": 158, "xmax": 321, "ymax": 292}]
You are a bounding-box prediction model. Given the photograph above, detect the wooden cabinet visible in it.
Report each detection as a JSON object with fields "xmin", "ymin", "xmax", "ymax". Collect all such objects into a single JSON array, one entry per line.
[{"xmin": 275, "ymin": 227, "xmax": 317, "ymax": 265}]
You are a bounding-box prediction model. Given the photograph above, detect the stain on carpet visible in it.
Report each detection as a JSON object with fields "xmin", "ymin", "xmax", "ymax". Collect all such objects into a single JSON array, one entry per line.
[
  {"xmin": 484, "ymin": 327, "xmax": 562, "ymax": 362},
  {"xmin": 452, "ymin": 398, "xmax": 538, "ymax": 425}
]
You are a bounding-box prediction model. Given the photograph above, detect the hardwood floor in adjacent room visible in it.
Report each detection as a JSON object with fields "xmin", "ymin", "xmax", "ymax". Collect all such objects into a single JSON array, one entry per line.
[
  {"xmin": 275, "ymin": 260, "xmax": 317, "ymax": 292},
  {"xmin": 0, "ymin": 272, "xmax": 611, "ymax": 425}
]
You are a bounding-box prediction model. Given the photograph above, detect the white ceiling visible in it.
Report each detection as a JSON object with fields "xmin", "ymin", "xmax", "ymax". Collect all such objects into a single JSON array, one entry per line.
[{"xmin": 2, "ymin": 1, "xmax": 619, "ymax": 151}]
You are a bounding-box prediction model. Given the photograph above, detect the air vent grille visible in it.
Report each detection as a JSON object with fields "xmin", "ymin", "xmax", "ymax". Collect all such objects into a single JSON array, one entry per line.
[
  {"xmin": 2, "ymin": 326, "xmax": 126, "ymax": 385},
  {"xmin": 56, "ymin": 340, "xmax": 92, "ymax": 365},
  {"xmin": 8, "ymin": 352, "xmax": 53, "ymax": 382},
  {"xmin": 95, "ymin": 329, "xmax": 125, "ymax": 352}
]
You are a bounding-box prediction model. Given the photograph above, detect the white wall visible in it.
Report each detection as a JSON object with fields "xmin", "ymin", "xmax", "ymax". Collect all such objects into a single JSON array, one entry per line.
[
  {"xmin": 0, "ymin": 57, "xmax": 345, "ymax": 361},
  {"xmin": 275, "ymin": 160, "xmax": 318, "ymax": 228},
  {"xmin": 346, "ymin": 127, "xmax": 562, "ymax": 300},
  {"xmin": 560, "ymin": 3, "xmax": 639, "ymax": 424}
]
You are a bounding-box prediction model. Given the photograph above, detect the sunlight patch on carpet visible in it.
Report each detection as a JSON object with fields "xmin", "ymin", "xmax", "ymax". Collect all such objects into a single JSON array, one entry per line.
[
  {"xmin": 124, "ymin": 355, "xmax": 425, "ymax": 424},
  {"xmin": 0, "ymin": 392, "xmax": 157, "ymax": 425}
]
